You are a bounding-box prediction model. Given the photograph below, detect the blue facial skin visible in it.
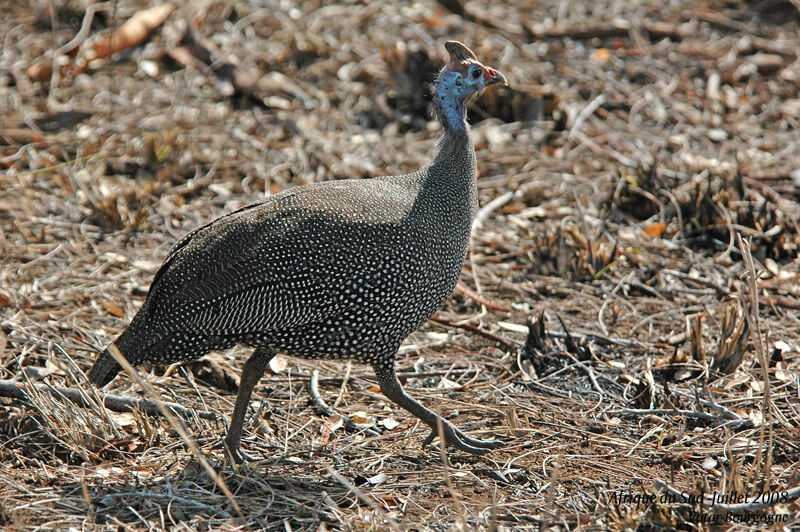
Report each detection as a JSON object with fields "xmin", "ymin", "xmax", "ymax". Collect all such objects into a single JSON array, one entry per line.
[{"xmin": 435, "ymin": 63, "xmax": 492, "ymax": 135}]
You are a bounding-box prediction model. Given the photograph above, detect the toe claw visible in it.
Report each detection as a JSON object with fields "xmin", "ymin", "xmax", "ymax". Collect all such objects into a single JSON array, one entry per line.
[
  {"xmin": 457, "ymin": 432, "xmax": 504, "ymax": 451},
  {"xmin": 212, "ymin": 439, "xmax": 260, "ymax": 464},
  {"xmin": 422, "ymin": 421, "xmax": 502, "ymax": 455},
  {"xmin": 233, "ymin": 448, "xmax": 261, "ymax": 463}
]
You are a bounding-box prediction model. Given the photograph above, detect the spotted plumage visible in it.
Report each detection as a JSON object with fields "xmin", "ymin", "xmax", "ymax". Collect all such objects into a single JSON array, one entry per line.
[{"xmin": 89, "ymin": 41, "xmax": 507, "ymax": 462}]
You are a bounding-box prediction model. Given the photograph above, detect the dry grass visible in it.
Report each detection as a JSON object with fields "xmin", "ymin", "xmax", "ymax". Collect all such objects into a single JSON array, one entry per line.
[{"xmin": 2, "ymin": 0, "xmax": 800, "ymax": 529}]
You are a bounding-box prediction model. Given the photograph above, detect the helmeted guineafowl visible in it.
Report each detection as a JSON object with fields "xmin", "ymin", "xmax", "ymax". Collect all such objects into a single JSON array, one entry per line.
[{"xmin": 89, "ymin": 40, "xmax": 507, "ymax": 462}]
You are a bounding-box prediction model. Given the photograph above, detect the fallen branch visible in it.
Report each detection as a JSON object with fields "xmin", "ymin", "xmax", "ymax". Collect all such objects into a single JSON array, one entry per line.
[
  {"xmin": 607, "ymin": 407, "xmax": 754, "ymax": 430},
  {"xmin": 430, "ymin": 316, "xmax": 518, "ymax": 352},
  {"xmin": 670, "ymin": 389, "xmax": 748, "ymax": 422},
  {"xmin": 0, "ymin": 379, "xmax": 216, "ymax": 420},
  {"xmin": 256, "ymin": 369, "xmax": 478, "ymax": 386},
  {"xmin": 455, "ymin": 281, "xmax": 513, "ymax": 312}
]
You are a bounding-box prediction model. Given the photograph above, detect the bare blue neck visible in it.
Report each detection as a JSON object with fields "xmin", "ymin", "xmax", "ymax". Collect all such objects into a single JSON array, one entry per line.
[{"xmin": 434, "ymin": 75, "xmax": 468, "ymax": 136}]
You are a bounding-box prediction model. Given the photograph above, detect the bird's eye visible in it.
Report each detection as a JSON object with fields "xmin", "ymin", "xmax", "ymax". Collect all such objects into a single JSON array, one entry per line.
[{"xmin": 470, "ymin": 67, "xmax": 482, "ymax": 79}]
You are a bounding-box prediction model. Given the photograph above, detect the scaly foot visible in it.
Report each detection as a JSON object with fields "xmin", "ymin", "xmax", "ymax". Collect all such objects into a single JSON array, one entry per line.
[{"xmin": 422, "ymin": 418, "xmax": 503, "ymax": 455}]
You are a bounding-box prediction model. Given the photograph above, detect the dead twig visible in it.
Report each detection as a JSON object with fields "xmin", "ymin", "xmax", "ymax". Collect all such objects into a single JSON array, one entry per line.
[
  {"xmin": 472, "ymin": 191, "xmax": 515, "ymax": 236},
  {"xmin": 737, "ymin": 234, "xmax": 774, "ymax": 487},
  {"xmin": 661, "ymin": 269, "xmax": 729, "ymax": 296},
  {"xmin": 568, "ymin": 94, "xmax": 606, "ymax": 140},
  {"xmin": 0, "ymin": 379, "xmax": 216, "ymax": 420},
  {"xmin": 430, "ymin": 316, "xmax": 518, "ymax": 352},
  {"xmin": 455, "ymin": 281, "xmax": 513, "ymax": 312},
  {"xmin": 670, "ymin": 389, "xmax": 747, "ymax": 422}
]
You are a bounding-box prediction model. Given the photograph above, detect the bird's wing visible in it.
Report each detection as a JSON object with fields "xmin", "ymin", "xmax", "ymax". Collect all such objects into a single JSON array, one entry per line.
[
  {"xmin": 149, "ymin": 191, "xmax": 296, "ymax": 291},
  {"xmin": 142, "ymin": 178, "xmax": 414, "ymax": 334}
]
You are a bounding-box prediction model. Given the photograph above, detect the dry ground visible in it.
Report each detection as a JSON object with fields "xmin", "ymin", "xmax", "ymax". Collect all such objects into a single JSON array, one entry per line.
[{"xmin": 2, "ymin": 0, "xmax": 800, "ymax": 530}]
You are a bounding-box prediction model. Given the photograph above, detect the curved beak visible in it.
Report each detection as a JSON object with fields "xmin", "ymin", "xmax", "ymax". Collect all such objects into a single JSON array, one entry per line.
[{"xmin": 485, "ymin": 67, "xmax": 508, "ymax": 87}]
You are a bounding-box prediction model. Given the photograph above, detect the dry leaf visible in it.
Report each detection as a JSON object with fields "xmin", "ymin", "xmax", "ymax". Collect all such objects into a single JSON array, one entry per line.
[
  {"xmin": 497, "ymin": 321, "xmax": 529, "ymax": 334},
  {"xmin": 380, "ymin": 417, "xmax": 400, "ymax": 430},
  {"xmin": 592, "ymin": 48, "xmax": 612, "ymax": 64},
  {"xmin": 519, "ymin": 358, "xmax": 535, "ymax": 382},
  {"xmin": 673, "ymin": 369, "xmax": 696, "ymax": 381},
  {"xmin": 26, "ymin": 62, "xmax": 52, "ymax": 82},
  {"xmin": 437, "ymin": 377, "xmax": 459, "ymax": 389},
  {"xmin": 315, "ymin": 422, "xmax": 332, "ymax": 446},
  {"xmin": 84, "ymin": 4, "xmax": 177, "ymax": 63},
  {"xmin": 764, "ymin": 258, "xmax": 779, "ymax": 277},
  {"xmin": 644, "ymin": 222, "xmax": 667, "ymax": 237},
  {"xmin": 774, "ymin": 340, "xmax": 793, "ymax": 351},
  {"xmin": 351, "ymin": 411, "xmax": 374, "ymax": 425},
  {"xmin": 21, "ymin": 366, "xmax": 57, "ymax": 381},
  {"xmin": 368, "ymin": 473, "xmax": 388, "ymax": 485},
  {"xmin": 187, "ymin": 358, "xmax": 237, "ymax": 392},
  {"xmin": 325, "ymin": 414, "xmax": 344, "ymax": 431},
  {"xmin": 269, "ymin": 354, "xmax": 287, "ymax": 373},
  {"xmin": 0, "ymin": 128, "xmax": 44, "ymax": 144},
  {"xmin": 728, "ymin": 437, "xmax": 758, "ymax": 453},
  {"xmin": 166, "ymin": 46, "xmax": 201, "ymax": 69},
  {"xmin": 132, "ymin": 259, "xmax": 159, "ymax": 272},
  {"xmin": 505, "ymin": 407, "xmax": 526, "ymax": 438},
  {"xmin": 719, "ymin": 373, "xmax": 750, "ymax": 390},
  {"xmin": 110, "ymin": 412, "xmax": 138, "ymax": 428},
  {"xmin": 101, "ymin": 300, "xmax": 125, "ymax": 318},
  {"xmin": 379, "ymin": 495, "xmax": 403, "ymax": 508}
]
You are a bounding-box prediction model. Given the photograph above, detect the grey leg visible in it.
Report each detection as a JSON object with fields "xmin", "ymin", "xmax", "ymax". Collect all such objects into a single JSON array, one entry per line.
[
  {"xmin": 373, "ymin": 361, "xmax": 503, "ymax": 455},
  {"xmin": 223, "ymin": 346, "xmax": 273, "ymax": 463}
]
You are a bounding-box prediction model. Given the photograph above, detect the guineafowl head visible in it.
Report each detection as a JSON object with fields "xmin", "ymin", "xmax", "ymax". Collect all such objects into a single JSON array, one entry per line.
[{"xmin": 434, "ymin": 41, "xmax": 507, "ymax": 134}]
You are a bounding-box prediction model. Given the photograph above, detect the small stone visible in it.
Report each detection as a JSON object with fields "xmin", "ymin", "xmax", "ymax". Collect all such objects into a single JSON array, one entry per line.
[
  {"xmin": 139, "ymin": 60, "xmax": 159, "ymax": 78},
  {"xmin": 708, "ymin": 128, "xmax": 728, "ymax": 141}
]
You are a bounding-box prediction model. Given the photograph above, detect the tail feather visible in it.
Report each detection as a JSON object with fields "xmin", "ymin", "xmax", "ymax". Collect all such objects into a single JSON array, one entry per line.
[
  {"xmin": 89, "ymin": 326, "xmax": 195, "ymax": 386},
  {"xmin": 89, "ymin": 329, "xmax": 137, "ymax": 387},
  {"xmin": 88, "ymin": 347, "xmax": 122, "ymax": 387}
]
